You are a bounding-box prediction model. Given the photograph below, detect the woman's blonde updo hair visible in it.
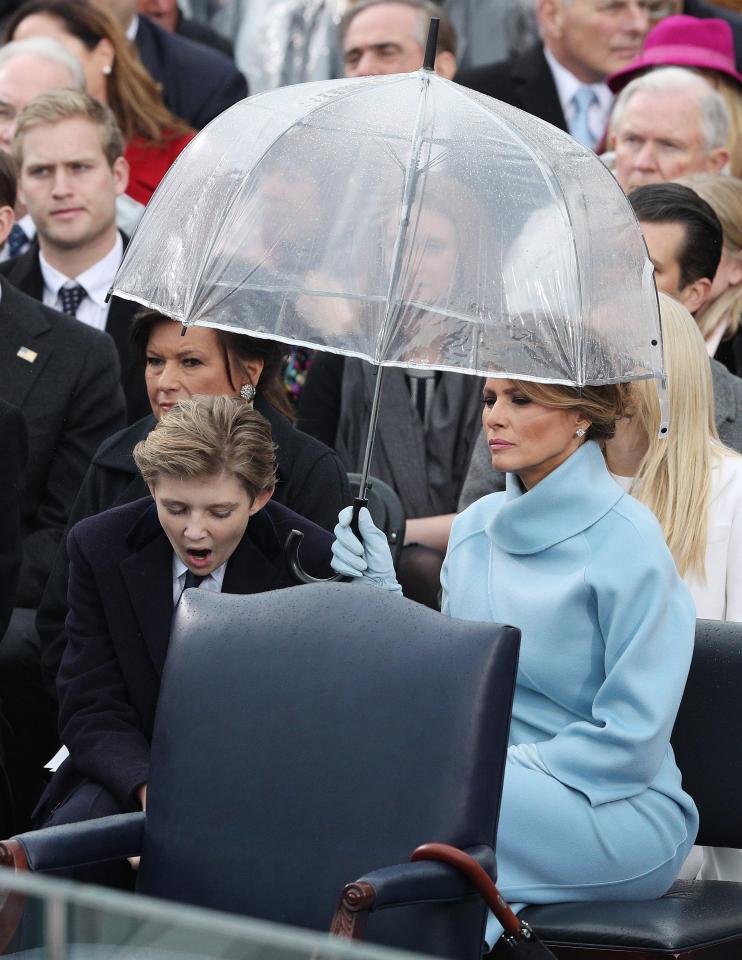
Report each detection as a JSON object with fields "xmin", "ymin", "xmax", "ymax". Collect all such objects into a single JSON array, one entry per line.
[
  {"xmin": 507, "ymin": 380, "xmax": 631, "ymax": 441},
  {"xmin": 133, "ymin": 395, "xmax": 277, "ymax": 503}
]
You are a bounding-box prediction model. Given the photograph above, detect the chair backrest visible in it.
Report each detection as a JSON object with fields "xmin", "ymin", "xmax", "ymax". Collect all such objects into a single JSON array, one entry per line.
[
  {"xmin": 347, "ymin": 472, "xmax": 406, "ymax": 565},
  {"xmin": 671, "ymin": 619, "xmax": 742, "ymax": 848},
  {"xmin": 138, "ymin": 583, "xmax": 520, "ymax": 958}
]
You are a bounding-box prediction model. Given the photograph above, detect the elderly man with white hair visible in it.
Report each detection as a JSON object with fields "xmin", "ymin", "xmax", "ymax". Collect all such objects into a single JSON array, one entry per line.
[{"xmin": 611, "ymin": 66, "xmax": 730, "ymax": 192}]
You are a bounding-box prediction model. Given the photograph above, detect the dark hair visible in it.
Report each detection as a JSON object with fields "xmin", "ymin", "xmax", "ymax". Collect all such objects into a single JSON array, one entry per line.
[
  {"xmin": 4, "ymin": 0, "xmax": 192, "ymax": 144},
  {"xmin": 0, "ymin": 152, "xmax": 17, "ymax": 208},
  {"xmin": 130, "ymin": 310, "xmax": 294, "ymax": 421},
  {"xmin": 341, "ymin": 0, "xmax": 458, "ymax": 58},
  {"xmin": 629, "ymin": 182, "xmax": 723, "ymax": 289}
]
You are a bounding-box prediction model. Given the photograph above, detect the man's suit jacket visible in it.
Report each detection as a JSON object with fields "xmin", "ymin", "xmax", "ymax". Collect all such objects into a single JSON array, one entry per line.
[
  {"xmin": 0, "ymin": 278, "xmax": 126, "ymax": 608},
  {"xmin": 455, "ymin": 42, "xmax": 568, "ymax": 132},
  {"xmin": 0, "ymin": 237, "xmax": 150, "ymax": 424},
  {"xmin": 135, "ymin": 14, "xmax": 247, "ymax": 129},
  {"xmin": 0, "ymin": 399, "xmax": 27, "ymax": 636},
  {"xmin": 712, "ymin": 358, "xmax": 742, "ymax": 454},
  {"xmin": 175, "ymin": 8, "xmax": 233, "ymax": 59},
  {"xmin": 47, "ymin": 496, "xmax": 333, "ymax": 814}
]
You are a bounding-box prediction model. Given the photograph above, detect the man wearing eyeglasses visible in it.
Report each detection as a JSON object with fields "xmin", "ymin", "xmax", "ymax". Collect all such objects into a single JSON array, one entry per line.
[{"xmin": 456, "ymin": 0, "xmax": 651, "ymax": 150}]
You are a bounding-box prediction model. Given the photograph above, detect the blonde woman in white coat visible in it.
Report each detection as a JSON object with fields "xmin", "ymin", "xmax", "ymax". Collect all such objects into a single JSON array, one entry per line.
[
  {"xmin": 605, "ymin": 292, "xmax": 742, "ymax": 881},
  {"xmin": 605, "ymin": 293, "xmax": 742, "ymax": 624}
]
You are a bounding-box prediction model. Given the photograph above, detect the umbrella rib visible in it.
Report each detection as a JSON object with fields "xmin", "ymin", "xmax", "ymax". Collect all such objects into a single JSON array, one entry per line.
[{"xmin": 181, "ymin": 76, "xmax": 415, "ymax": 325}]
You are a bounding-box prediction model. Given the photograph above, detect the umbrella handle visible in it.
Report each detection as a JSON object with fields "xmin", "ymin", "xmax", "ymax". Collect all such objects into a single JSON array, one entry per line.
[
  {"xmin": 286, "ymin": 497, "xmax": 368, "ymax": 584},
  {"xmin": 410, "ymin": 843, "xmax": 522, "ymax": 940}
]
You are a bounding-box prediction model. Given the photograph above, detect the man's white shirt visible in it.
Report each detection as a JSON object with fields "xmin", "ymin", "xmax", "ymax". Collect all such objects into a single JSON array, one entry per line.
[
  {"xmin": 40, "ymin": 232, "xmax": 123, "ymax": 332},
  {"xmin": 543, "ymin": 46, "xmax": 613, "ymax": 147}
]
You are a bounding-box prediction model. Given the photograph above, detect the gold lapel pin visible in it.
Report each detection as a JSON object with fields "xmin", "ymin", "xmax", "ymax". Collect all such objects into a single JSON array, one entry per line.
[{"xmin": 17, "ymin": 346, "xmax": 37, "ymax": 363}]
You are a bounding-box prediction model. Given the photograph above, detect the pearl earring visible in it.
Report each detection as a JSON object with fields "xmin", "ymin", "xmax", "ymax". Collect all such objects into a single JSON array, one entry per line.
[
  {"xmin": 240, "ymin": 383, "xmax": 256, "ymax": 405},
  {"xmin": 575, "ymin": 427, "xmax": 586, "ymax": 438},
  {"xmin": 102, "ymin": 65, "xmax": 112, "ymax": 75}
]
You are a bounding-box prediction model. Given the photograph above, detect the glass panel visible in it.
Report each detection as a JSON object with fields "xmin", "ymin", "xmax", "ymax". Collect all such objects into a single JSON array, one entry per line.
[{"xmin": 0, "ymin": 869, "xmax": 432, "ymax": 960}]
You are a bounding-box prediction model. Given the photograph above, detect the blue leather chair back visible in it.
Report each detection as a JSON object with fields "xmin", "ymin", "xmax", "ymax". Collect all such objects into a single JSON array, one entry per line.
[{"xmin": 138, "ymin": 583, "xmax": 520, "ymax": 957}]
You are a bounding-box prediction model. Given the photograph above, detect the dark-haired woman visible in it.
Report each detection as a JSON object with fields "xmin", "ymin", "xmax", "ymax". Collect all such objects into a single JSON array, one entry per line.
[
  {"xmin": 35, "ymin": 312, "xmax": 350, "ymax": 698},
  {"xmin": 6, "ymin": 0, "xmax": 194, "ymax": 204},
  {"xmin": 332, "ymin": 377, "xmax": 698, "ymax": 946}
]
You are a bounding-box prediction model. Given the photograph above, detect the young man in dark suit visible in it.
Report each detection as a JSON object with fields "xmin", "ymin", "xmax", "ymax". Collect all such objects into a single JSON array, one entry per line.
[
  {"xmin": 0, "ymin": 148, "xmax": 126, "ymax": 829},
  {"xmin": 456, "ymin": 0, "xmax": 650, "ymax": 150},
  {"xmin": 1, "ymin": 89, "xmax": 149, "ymax": 422},
  {"xmin": 41, "ymin": 396, "xmax": 332, "ymax": 845}
]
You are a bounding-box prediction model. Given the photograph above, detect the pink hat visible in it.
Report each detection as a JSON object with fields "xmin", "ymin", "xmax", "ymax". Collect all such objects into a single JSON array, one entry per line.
[{"xmin": 607, "ymin": 15, "xmax": 742, "ymax": 93}]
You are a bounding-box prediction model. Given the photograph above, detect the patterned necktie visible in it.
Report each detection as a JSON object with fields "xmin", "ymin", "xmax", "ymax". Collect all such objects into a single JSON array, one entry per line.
[
  {"xmin": 184, "ymin": 570, "xmax": 207, "ymax": 590},
  {"xmin": 7, "ymin": 223, "xmax": 28, "ymax": 260},
  {"xmin": 59, "ymin": 283, "xmax": 87, "ymax": 317},
  {"xmin": 570, "ymin": 85, "xmax": 598, "ymax": 150}
]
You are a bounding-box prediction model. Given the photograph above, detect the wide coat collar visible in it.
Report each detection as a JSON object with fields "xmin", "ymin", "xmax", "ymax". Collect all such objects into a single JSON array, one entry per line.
[
  {"xmin": 120, "ymin": 498, "xmax": 287, "ymax": 675},
  {"xmin": 488, "ymin": 440, "xmax": 623, "ymax": 555}
]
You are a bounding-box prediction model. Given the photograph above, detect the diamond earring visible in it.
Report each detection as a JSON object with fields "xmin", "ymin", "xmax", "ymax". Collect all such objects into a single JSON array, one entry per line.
[
  {"xmin": 575, "ymin": 427, "xmax": 587, "ymax": 438},
  {"xmin": 240, "ymin": 383, "xmax": 256, "ymax": 405}
]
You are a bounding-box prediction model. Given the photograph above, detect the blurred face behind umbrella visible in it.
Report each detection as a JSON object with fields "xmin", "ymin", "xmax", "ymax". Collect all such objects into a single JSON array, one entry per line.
[
  {"xmin": 481, "ymin": 378, "xmax": 589, "ymax": 490},
  {"xmin": 342, "ymin": 2, "xmax": 455, "ymax": 78},
  {"xmin": 538, "ymin": 0, "xmax": 649, "ymax": 84},
  {"xmin": 144, "ymin": 321, "xmax": 263, "ymax": 420}
]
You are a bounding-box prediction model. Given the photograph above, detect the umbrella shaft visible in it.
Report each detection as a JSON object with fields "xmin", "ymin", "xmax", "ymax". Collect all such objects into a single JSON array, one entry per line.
[{"xmin": 358, "ymin": 365, "xmax": 387, "ymax": 500}]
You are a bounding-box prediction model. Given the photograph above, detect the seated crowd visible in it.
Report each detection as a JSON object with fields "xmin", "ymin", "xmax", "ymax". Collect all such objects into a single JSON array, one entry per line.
[{"xmin": 0, "ymin": 0, "xmax": 741, "ymax": 947}]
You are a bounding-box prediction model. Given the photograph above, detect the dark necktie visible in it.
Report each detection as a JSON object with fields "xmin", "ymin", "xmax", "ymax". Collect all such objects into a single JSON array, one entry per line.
[
  {"xmin": 59, "ymin": 283, "xmax": 87, "ymax": 317},
  {"xmin": 184, "ymin": 570, "xmax": 207, "ymax": 590},
  {"xmin": 7, "ymin": 223, "xmax": 28, "ymax": 259}
]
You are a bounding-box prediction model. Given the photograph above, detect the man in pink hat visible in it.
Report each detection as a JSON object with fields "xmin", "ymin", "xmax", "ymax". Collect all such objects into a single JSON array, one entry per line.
[{"xmin": 610, "ymin": 66, "xmax": 729, "ymax": 191}]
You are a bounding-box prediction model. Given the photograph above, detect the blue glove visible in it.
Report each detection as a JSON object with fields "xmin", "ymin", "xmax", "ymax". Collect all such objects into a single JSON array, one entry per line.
[{"xmin": 331, "ymin": 506, "xmax": 402, "ymax": 593}]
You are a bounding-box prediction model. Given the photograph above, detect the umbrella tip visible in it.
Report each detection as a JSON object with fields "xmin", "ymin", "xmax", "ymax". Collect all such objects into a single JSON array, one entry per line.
[
  {"xmin": 180, "ymin": 323, "xmax": 188, "ymax": 337},
  {"xmin": 423, "ymin": 17, "xmax": 439, "ymax": 71}
]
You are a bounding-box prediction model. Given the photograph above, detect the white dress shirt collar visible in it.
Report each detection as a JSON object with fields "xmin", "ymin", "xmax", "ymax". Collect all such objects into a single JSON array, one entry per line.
[
  {"xmin": 126, "ymin": 15, "xmax": 140, "ymax": 40},
  {"xmin": 39, "ymin": 233, "xmax": 123, "ymax": 331},
  {"xmin": 39, "ymin": 232, "xmax": 123, "ymax": 308},
  {"xmin": 543, "ymin": 46, "xmax": 613, "ymax": 145}
]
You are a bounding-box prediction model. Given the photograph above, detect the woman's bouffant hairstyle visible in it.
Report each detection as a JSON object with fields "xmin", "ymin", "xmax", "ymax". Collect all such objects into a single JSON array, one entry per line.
[
  {"xmin": 4, "ymin": 0, "xmax": 192, "ymax": 145},
  {"xmin": 628, "ymin": 292, "xmax": 739, "ymax": 579},
  {"xmin": 676, "ymin": 172, "xmax": 742, "ymax": 343},
  {"xmin": 133, "ymin": 395, "xmax": 277, "ymax": 502},
  {"xmin": 130, "ymin": 310, "xmax": 294, "ymax": 421},
  {"xmin": 507, "ymin": 380, "xmax": 630, "ymax": 442}
]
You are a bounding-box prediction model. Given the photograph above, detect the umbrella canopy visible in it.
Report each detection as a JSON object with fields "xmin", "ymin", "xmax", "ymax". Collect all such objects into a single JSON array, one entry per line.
[{"xmin": 111, "ymin": 69, "xmax": 663, "ymax": 390}]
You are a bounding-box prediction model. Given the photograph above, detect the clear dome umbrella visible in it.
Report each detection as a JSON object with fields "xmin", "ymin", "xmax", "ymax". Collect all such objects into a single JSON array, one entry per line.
[{"xmin": 111, "ymin": 22, "xmax": 665, "ymax": 574}]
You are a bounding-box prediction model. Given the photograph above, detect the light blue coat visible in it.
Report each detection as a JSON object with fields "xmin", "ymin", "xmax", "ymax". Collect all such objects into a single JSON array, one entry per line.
[{"xmin": 442, "ymin": 441, "xmax": 698, "ymax": 943}]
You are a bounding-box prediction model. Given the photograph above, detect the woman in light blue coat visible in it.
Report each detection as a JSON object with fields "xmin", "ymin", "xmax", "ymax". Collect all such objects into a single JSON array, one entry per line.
[{"xmin": 333, "ymin": 376, "xmax": 698, "ymax": 947}]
